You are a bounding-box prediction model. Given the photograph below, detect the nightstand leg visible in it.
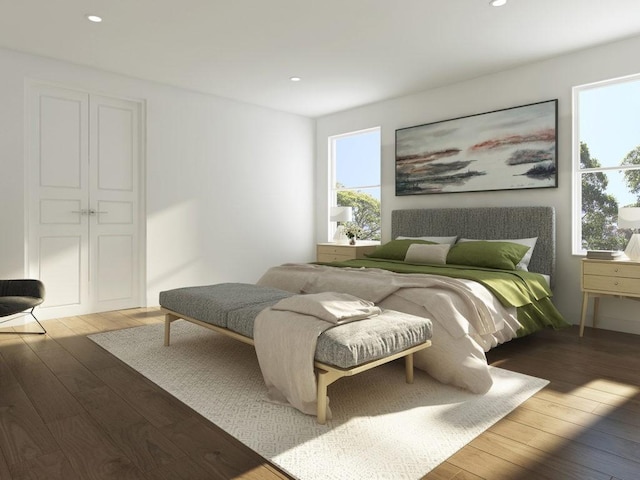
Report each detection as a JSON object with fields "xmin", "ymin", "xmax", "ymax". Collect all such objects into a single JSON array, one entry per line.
[
  {"xmin": 579, "ymin": 292, "xmax": 589, "ymax": 337},
  {"xmin": 592, "ymin": 296, "xmax": 600, "ymax": 329}
]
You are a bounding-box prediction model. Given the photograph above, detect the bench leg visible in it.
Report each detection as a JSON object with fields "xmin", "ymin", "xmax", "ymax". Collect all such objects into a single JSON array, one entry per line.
[
  {"xmin": 405, "ymin": 353, "xmax": 414, "ymax": 384},
  {"xmin": 316, "ymin": 371, "xmax": 330, "ymax": 425},
  {"xmin": 316, "ymin": 369, "xmax": 341, "ymax": 425},
  {"xmin": 164, "ymin": 313, "xmax": 179, "ymax": 346}
]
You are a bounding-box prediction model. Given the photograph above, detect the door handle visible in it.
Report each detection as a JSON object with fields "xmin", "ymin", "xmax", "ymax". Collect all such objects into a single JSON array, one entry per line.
[{"xmin": 72, "ymin": 209, "xmax": 108, "ymax": 216}]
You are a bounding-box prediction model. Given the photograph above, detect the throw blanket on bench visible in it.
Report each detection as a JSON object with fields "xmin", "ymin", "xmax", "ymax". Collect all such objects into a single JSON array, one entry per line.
[{"xmin": 255, "ymin": 292, "xmax": 384, "ymax": 419}]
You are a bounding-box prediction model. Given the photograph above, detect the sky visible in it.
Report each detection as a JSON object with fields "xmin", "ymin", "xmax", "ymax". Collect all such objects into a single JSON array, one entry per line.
[
  {"xmin": 578, "ymin": 75, "xmax": 640, "ymax": 207},
  {"xmin": 334, "ymin": 128, "xmax": 381, "ymax": 200}
]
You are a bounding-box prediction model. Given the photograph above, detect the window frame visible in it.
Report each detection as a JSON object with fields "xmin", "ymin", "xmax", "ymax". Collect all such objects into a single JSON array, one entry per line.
[
  {"xmin": 328, "ymin": 127, "xmax": 381, "ymax": 241},
  {"xmin": 572, "ymin": 73, "xmax": 640, "ymax": 255}
]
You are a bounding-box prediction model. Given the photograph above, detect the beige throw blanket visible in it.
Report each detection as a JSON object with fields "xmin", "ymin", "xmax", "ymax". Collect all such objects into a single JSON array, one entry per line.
[
  {"xmin": 271, "ymin": 291, "xmax": 381, "ymax": 324},
  {"xmin": 254, "ymin": 292, "xmax": 380, "ymax": 419}
]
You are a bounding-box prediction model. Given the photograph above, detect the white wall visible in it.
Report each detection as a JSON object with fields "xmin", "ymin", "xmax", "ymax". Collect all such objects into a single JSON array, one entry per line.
[
  {"xmin": 316, "ymin": 35, "xmax": 640, "ymax": 335},
  {"xmin": 0, "ymin": 47, "xmax": 315, "ymax": 311}
]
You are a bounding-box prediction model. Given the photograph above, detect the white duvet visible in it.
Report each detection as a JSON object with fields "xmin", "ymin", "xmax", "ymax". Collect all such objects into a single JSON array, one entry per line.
[{"xmin": 257, "ymin": 263, "xmax": 523, "ymax": 394}]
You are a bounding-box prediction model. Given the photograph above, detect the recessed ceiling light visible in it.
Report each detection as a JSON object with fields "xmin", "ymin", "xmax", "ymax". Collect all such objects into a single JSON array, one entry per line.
[
  {"xmin": 290, "ymin": 76, "xmax": 302, "ymax": 82},
  {"xmin": 490, "ymin": 0, "xmax": 507, "ymax": 6},
  {"xmin": 86, "ymin": 14, "xmax": 103, "ymax": 23}
]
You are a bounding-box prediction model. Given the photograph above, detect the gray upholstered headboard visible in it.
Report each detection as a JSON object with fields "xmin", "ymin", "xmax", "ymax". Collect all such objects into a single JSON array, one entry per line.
[{"xmin": 391, "ymin": 206, "xmax": 556, "ymax": 280}]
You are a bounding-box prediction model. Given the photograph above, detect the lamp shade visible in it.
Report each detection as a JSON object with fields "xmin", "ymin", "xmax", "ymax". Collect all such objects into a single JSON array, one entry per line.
[
  {"xmin": 618, "ymin": 207, "xmax": 640, "ymax": 229},
  {"xmin": 330, "ymin": 206, "xmax": 353, "ymax": 223}
]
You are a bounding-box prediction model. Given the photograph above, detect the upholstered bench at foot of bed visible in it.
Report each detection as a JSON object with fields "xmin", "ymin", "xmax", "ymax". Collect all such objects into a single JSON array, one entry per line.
[{"xmin": 159, "ymin": 283, "xmax": 433, "ymax": 424}]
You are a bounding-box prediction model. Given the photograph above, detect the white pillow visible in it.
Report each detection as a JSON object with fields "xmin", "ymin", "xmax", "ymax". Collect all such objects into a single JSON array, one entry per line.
[
  {"xmin": 396, "ymin": 235, "xmax": 458, "ymax": 245},
  {"xmin": 404, "ymin": 243, "xmax": 451, "ymax": 265},
  {"xmin": 457, "ymin": 237, "xmax": 538, "ymax": 271}
]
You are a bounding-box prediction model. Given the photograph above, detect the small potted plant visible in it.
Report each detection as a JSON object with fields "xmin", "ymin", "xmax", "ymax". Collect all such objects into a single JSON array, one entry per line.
[{"xmin": 344, "ymin": 222, "xmax": 362, "ymax": 245}]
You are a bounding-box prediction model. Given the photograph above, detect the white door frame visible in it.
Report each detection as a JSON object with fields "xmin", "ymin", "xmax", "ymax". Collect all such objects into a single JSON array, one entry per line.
[{"xmin": 24, "ymin": 80, "xmax": 147, "ymax": 320}]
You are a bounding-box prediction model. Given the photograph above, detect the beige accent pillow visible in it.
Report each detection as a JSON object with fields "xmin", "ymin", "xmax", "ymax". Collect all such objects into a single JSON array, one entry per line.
[{"xmin": 404, "ymin": 243, "xmax": 451, "ymax": 265}]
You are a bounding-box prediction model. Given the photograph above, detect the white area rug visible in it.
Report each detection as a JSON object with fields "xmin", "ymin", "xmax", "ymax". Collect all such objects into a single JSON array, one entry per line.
[{"xmin": 89, "ymin": 320, "xmax": 548, "ymax": 479}]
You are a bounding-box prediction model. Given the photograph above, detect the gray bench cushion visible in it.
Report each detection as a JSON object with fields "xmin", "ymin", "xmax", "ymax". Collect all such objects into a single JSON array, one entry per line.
[
  {"xmin": 159, "ymin": 283, "xmax": 291, "ymax": 328},
  {"xmin": 227, "ymin": 301, "xmax": 281, "ymax": 338},
  {"xmin": 160, "ymin": 283, "xmax": 433, "ymax": 370},
  {"xmin": 315, "ymin": 315, "xmax": 431, "ymax": 368}
]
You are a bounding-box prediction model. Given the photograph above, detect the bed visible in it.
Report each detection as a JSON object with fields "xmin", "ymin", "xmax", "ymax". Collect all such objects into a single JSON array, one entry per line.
[{"xmin": 257, "ymin": 206, "xmax": 568, "ymax": 394}]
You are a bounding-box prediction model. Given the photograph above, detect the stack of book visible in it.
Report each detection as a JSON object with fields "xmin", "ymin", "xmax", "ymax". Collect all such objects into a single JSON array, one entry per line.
[{"xmin": 586, "ymin": 250, "xmax": 624, "ymax": 260}]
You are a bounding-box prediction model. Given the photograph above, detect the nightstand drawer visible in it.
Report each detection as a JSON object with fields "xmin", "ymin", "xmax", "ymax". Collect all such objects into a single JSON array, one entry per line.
[
  {"xmin": 583, "ymin": 274, "xmax": 640, "ymax": 294},
  {"xmin": 583, "ymin": 262, "xmax": 640, "ymax": 279},
  {"xmin": 316, "ymin": 243, "xmax": 378, "ymax": 262},
  {"xmin": 317, "ymin": 253, "xmax": 352, "ymax": 262},
  {"xmin": 317, "ymin": 245, "xmax": 353, "ymax": 256}
]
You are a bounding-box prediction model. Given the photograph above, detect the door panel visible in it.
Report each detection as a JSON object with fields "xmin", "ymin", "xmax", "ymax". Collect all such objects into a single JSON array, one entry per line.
[
  {"xmin": 39, "ymin": 235, "xmax": 82, "ymax": 307},
  {"xmin": 96, "ymin": 235, "xmax": 134, "ymax": 302},
  {"xmin": 39, "ymin": 95, "xmax": 84, "ymax": 188},
  {"xmin": 96, "ymin": 104, "xmax": 134, "ymax": 191},
  {"xmin": 40, "ymin": 199, "xmax": 82, "ymax": 224},
  {"xmin": 90, "ymin": 95, "xmax": 141, "ymax": 313},
  {"xmin": 28, "ymin": 85, "xmax": 89, "ymax": 318},
  {"xmin": 96, "ymin": 200, "xmax": 134, "ymax": 224}
]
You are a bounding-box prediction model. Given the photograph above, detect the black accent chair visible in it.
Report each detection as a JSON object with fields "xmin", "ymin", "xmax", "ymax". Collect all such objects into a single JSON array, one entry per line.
[{"xmin": 0, "ymin": 279, "xmax": 46, "ymax": 335}]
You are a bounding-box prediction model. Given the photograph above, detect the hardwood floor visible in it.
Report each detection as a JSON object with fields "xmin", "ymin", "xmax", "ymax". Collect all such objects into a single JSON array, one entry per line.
[
  {"xmin": 1, "ymin": 308, "xmax": 639, "ymax": 479},
  {"xmin": 0, "ymin": 309, "xmax": 291, "ymax": 480}
]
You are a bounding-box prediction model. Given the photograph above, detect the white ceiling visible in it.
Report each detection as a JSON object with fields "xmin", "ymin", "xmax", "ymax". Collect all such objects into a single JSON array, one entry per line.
[{"xmin": 2, "ymin": 0, "xmax": 640, "ymax": 118}]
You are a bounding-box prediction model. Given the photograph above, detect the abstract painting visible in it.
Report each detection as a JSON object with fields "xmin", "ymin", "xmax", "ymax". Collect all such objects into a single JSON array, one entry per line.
[{"xmin": 395, "ymin": 99, "xmax": 558, "ymax": 195}]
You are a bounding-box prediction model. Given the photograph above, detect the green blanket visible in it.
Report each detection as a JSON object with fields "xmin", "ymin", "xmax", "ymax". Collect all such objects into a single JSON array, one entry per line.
[{"xmin": 315, "ymin": 258, "xmax": 569, "ymax": 336}]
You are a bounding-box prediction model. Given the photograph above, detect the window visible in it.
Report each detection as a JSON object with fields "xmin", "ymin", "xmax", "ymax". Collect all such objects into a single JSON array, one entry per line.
[
  {"xmin": 572, "ymin": 74, "xmax": 640, "ymax": 254},
  {"xmin": 329, "ymin": 128, "xmax": 381, "ymax": 241}
]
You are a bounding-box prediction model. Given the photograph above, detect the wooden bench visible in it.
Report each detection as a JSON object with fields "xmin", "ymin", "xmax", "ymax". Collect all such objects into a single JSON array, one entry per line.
[{"xmin": 160, "ymin": 283, "xmax": 432, "ymax": 424}]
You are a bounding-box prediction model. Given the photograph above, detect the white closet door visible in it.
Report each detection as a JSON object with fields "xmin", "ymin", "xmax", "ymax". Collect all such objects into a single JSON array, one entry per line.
[
  {"xmin": 89, "ymin": 95, "xmax": 141, "ymax": 312},
  {"xmin": 27, "ymin": 84, "xmax": 144, "ymax": 319},
  {"xmin": 27, "ymin": 85, "xmax": 90, "ymax": 318}
]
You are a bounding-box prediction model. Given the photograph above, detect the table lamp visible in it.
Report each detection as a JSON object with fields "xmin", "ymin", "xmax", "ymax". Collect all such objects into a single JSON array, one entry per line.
[
  {"xmin": 330, "ymin": 206, "xmax": 353, "ymax": 244},
  {"xmin": 618, "ymin": 207, "xmax": 640, "ymax": 261}
]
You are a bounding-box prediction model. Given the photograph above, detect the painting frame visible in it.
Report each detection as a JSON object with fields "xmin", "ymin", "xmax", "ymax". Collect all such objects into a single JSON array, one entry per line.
[{"xmin": 395, "ymin": 99, "xmax": 558, "ymax": 196}]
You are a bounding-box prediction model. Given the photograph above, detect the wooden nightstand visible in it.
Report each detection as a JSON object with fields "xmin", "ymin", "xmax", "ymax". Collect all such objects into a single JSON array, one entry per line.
[
  {"xmin": 316, "ymin": 242, "xmax": 378, "ymax": 263},
  {"xmin": 580, "ymin": 258, "xmax": 640, "ymax": 336}
]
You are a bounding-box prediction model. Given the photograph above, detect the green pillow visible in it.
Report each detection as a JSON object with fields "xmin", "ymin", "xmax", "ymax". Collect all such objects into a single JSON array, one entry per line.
[
  {"xmin": 366, "ymin": 239, "xmax": 436, "ymax": 261},
  {"xmin": 446, "ymin": 241, "xmax": 530, "ymax": 270}
]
